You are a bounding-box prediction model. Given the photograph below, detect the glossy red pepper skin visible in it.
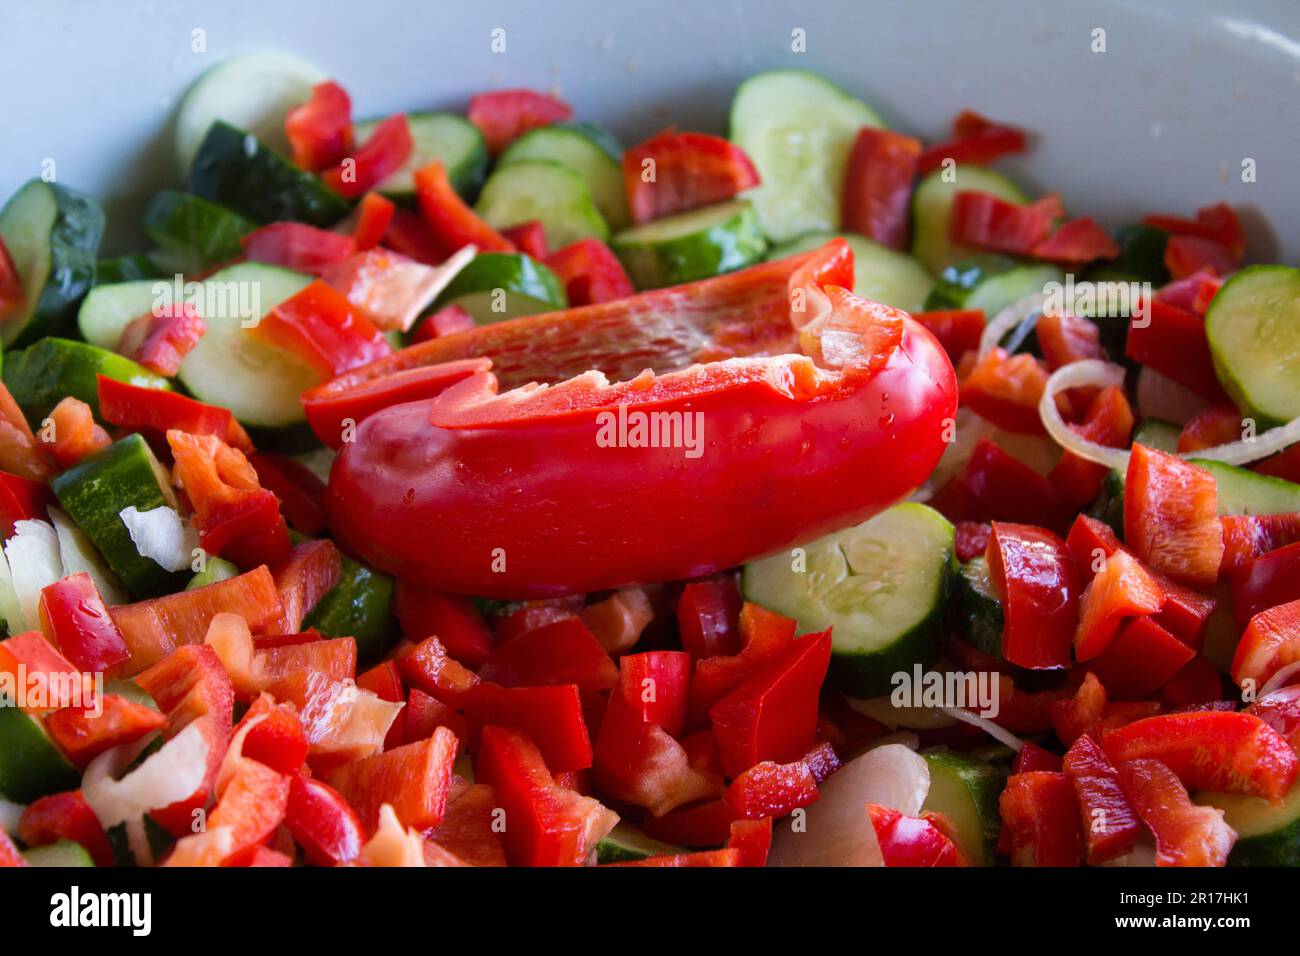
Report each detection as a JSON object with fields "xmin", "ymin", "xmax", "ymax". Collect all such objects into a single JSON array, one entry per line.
[
  {"xmin": 1048, "ymin": 385, "xmax": 1134, "ymax": 512},
  {"xmin": 464, "ymin": 683, "xmax": 592, "ymax": 773},
  {"xmin": 1231, "ymin": 597, "xmax": 1300, "ymax": 692},
  {"xmin": 19, "ymin": 790, "xmax": 115, "ymax": 867},
  {"xmin": 242, "ymin": 223, "xmax": 357, "ymax": 278},
  {"xmin": 119, "ymin": 303, "xmax": 207, "ymax": 377},
  {"xmin": 727, "ymin": 817, "xmax": 772, "ymax": 867},
  {"xmin": 397, "ymin": 636, "xmax": 481, "ymax": 707},
  {"xmin": 1232, "ymin": 542, "xmax": 1300, "ymax": 632},
  {"xmin": 248, "ymin": 451, "xmax": 328, "ymax": 537},
  {"xmin": 414, "ymin": 160, "xmax": 514, "ymax": 254},
  {"xmin": 1164, "ymin": 235, "xmax": 1237, "ymax": 279},
  {"xmin": 1145, "ymin": 203, "xmax": 1244, "ymax": 259},
  {"xmin": 1116, "ymin": 758, "xmax": 1235, "ymax": 866},
  {"xmin": 321, "ymin": 114, "xmax": 412, "ymax": 200},
  {"xmin": 251, "ymin": 279, "xmax": 390, "ymax": 378},
  {"xmin": 949, "ymin": 191, "xmax": 1060, "ymax": 256},
  {"xmin": 1089, "ymin": 616, "xmax": 1194, "ymax": 701},
  {"xmin": 237, "ymin": 693, "xmax": 310, "ymax": 775},
  {"xmin": 1073, "ymin": 550, "xmax": 1165, "ymax": 661},
  {"xmin": 393, "ymin": 582, "xmax": 495, "ymax": 668},
  {"xmin": 917, "ymin": 110, "xmax": 1027, "ymax": 175},
  {"xmin": 1125, "ymin": 444, "xmax": 1223, "ymax": 589},
  {"xmin": 37, "ymin": 572, "xmax": 130, "ymax": 674},
  {"xmin": 477, "ymin": 617, "xmax": 615, "ymax": 692},
  {"xmin": 617, "ymin": 650, "xmax": 691, "ymax": 737},
  {"xmin": 676, "ymin": 577, "xmax": 743, "ymax": 660},
  {"xmin": 44, "ymin": 693, "xmax": 167, "ymax": 768},
  {"xmin": 1126, "ymin": 301, "xmax": 1232, "ymax": 404},
  {"xmin": 500, "ymin": 220, "xmax": 548, "ymax": 260},
  {"xmin": 544, "ymin": 238, "xmax": 635, "ymax": 306},
  {"xmin": 725, "ymin": 756, "xmax": 819, "ymax": 820},
  {"xmin": 867, "ymin": 804, "xmax": 967, "ymax": 866},
  {"xmin": 351, "ymin": 192, "xmax": 396, "ymax": 251},
  {"xmin": 1032, "ymin": 217, "xmax": 1119, "ymax": 263},
  {"xmin": 1219, "ymin": 513, "xmax": 1300, "ymax": 577},
  {"xmin": 910, "ymin": 309, "xmax": 984, "ymax": 366},
  {"xmin": 97, "ymin": 375, "xmax": 251, "ymax": 450},
  {"xmin": 284, "ymin": 774, "xmax": 365, "ymax": 866},
  {"xmin": 932, "ymin": 438, "xmax": 1065, "ymax": 532},
  {"xmin": 0, "ymin": 235, "xmax": 25, "ymax": 326},
  {"xmin": 1061, "ymin": 734, "xmax": 1141, "ymax": 864},
  {"xmin": 270, "ymin": 539, "xmax": 342, "ymax": 635},
  {"xmin": 624, "ymin": 131, "xmax": 761, "ymax": 224},
  {"xmin": 285, "ymin": 80, "xmax": 353, "ymax": 172},
  {"xmin": 0, "ymin": 469, "xmax": 52, "ymax": 538},
  {"xmin": 689, "ymin": 602, "xmax": 796, "ymax": 724},
  {"xmin": 326, "ymin": 728, "xmax": 458, "ymax": 832},
  {"xmin": 958, "ymin": 347, "xmax": 1050, "ymax": 435},
  {"xmin": 986, "ymin": 522, "xmax": 1080, "ymax": 669},
  {"xmin": 468, "ymin": 89, "xmax": 572, "ymax": 155},
  {"xmin": 840, "ymin": 127, "xmax": 920, "ymax": 250},
  {"xmin": 999, "ymin": 771, "xmax": 1082, "ymax": 866}
]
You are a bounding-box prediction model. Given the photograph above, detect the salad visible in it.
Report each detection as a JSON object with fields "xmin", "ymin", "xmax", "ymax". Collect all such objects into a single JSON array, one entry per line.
[{"xmin": 0, "ymin": 52, "xmax": 1297, "ymax": 870}]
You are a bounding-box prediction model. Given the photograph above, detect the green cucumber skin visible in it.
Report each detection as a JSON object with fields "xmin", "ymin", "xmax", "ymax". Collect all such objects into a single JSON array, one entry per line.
[
  {"xmin": 922, "ymin": 750, "xmax": 1005, "ymax": 866},
  {"xmin": 432, "ymin": 252, "xmax": 566, "ymax": 325},
  {"xmin": 0, "ymin": 180, "xmax": 104, "ymax": 348},
  {"xmin": 186, "ymin": 121, "xmax": 350, "ymax": 226},
  {"xmin": 143, "ymin": 190, "xmax": 255, "ymax": 271},
  {"xmin": 3, "ymin": 337, "xmax": 171, "ymax": 427},
  {"xmin": 612, "ymin": 202, "xmax": 768, "ymax": 290},
  {"xmin": 95, "ymin": 254, "xmax": 163, "ymax": 286},
  {"xmin": 475, "ymin": 160, "xmax": 610, "ymax": 247},
  {"xmin": 1105, "ymin": 224, "xmax": 1170, "ymax": 287},
  {"xmin": 356, "ymin": 112, "xmax": 489, "ymax": 202},
  {"xmin": 596, "ymin": 825, "xmax": 684, "ymax": 864},
  {"xmin": 0, "ymin": 703, "xmax": 80, "ymax": 803},
  {"xmin": 955, "ymin": 557, "xmax": 1004, "ymax": 658},
  {"xmin": 1229, "ymin": 819, "xmax": 1300, "ymax": 866},
  {"xmin": 499, "ymin": 124, "xmax": 630, "ymax": 231},
  {"xmin": 51, "ymin": 434, "xmax": 188, "ymax": 599},
  {"xmin": 304, "ymin": 556, "xmax": 399, "ymax": 666},
  {"xmin": 22, "ymin": 839, "xmax": 95, "ymax": 867}
]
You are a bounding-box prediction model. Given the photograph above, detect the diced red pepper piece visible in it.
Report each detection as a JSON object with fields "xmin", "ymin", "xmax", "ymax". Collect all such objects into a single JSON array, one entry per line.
[
  {"xmin": 932, "ymin": 438, "xmax": 1065, "ymax": 531},
  {"xmin": 954, "ymin": 520, "xmax": 992, "ymax": 563},
  {"xmin": 0, "ymin": 381, "xmax": 51, "ymax": 482},
  {"xmin": 1254, "ymin": 443, "xmax": 1300, "ymax": 485},
  {"xmin": 917, "ymin": 109, "xmax": 1028, "ymax": 175},
  {"xmin": 18, "ymin": 790, "xmax": 115, "ymax": 867},
  {"xmin": 321, "ymin": 114, "xmax": 412, "ymax": 200},
  {"xmin": 1073, "ymin": 549, "xmax": 1166, "ymax": 661},
  {"xmin": 841, "ymin": 126, "xmax": 921, "ymax": 250},
  {"xmin": 1124, "ymin": 444, "xmax": 1223, "ymax": 588},
  {"xmin": 414, "ymin": 159, "xmax": 515, "ymax": 255},
  {"xmin": 1014, "ymin": 741, "xmax": 1063, "ymax": 773},
  {"xmin": 285, "ymin": 80, "xmax": 352, "ymax": 172},
  {"xmin": 242, "ymin": 222, "xmax": 357, "ymax": 278},
  {"xmin": 1144, "ymin": 203, "xmax": 1244, "ymax": 259},
  {"xmin": 1116, "ymin": 758, "xmax": 1235, "ymax": 866},
  {"xmin": 402, "ymin": 687, "xmax": 465, "ymax": 746},
  {"xmin": 394, "ymin": 582, "xmax": 495, "ymax": 669},
  {"xmin": 0, "ymin": 470, "xmax": 53, "ymax": 539},
  {"xmin": 1164, "ymin": 235, "xmax": 1237, "ymax": 280},
  {"xmin": 43, "ymin": 397, "xmax": 111, "ymax": 469},
  {"xmin": 285, "ymin": 773, "xmax": 365, "ymax": 866},
  {"xmin": 464, "ymin": 683, "xmax": 592, "ymax": 773},
  {"xmin": 1037, "ymin": 310, "xmax": 1103, "ymax": 371},
  {"xmin": 985, "ymin": 522, "xmax": 1079, "ymax": 669},
  {"xmin": 247, "ymin": 450, "xmax": 327, "ymax": 536},
  {"xmin": 396, "ymin": 635, "xmax": 480, "ymax": 707},
  {"xmin": 1048, "ymin": 385, "xmax": 1135, "ymax": 512},
  {"xmin": 117, "ymin": 302, "xmax": 207, "ymax": 377},
  {"xmin": 623, "ymin": 130, "xmax": 760, "ymax": 224},
  {"xmin": 1089, "ymin": 615, "xmax": 1194, "ymax": 701},
  {"xmin": 501, "ymin": 220, "xmax": 548, "ymax": 260},
  {"xmin": 689, "ymin": 602, "xmax": 797, "ymax": 725},
  {"xmin": 867, "ymin": 804, "xmax": 967, "ymax": 867},
  {"xmin": 677, "ymin": 576, "xmax": 743, "ymax": 660},
  {"xmin": 1219, "ymin": 513, "xmax": 1300, "ymax": 577},
  {"xmin": 169, "ymin": 755, "xmax": 292, "ymax": 866},
  {"xmin": 326, "ymin": 728, "xmax": 458, "ymax": 832},
  {"xmin": 468, "ymin": 88, "xmax": 572, "ymax": 155},
  {"xmin": 578, "ymin": 587, "xmax": 654, "ymax": 655},
  {"xmin": 1049, "ymin": 672, "xmax": 1159, "ymax": 747},
  {"xmin": 911, "ymin": 309, "xmax": 985, "ymax": 366},
  {"xmin": 1158, "ymin": 655, "xmax": 1227, "ymax": 710},
  {"xmin": 0, "ymin": 631, "xmax": 92, "ymax": 714},
  {"xmin": 428, "ymin": 783, "xmax": 508, "ymax": 867},
  {"xmin": 1061, "ymin": 733, "xmax": 1141, "ymax": 863},
  {"xmin": 0, "ymin": 830, "xmax": 24, "ymax": 867},
  {"xmin": 949, "ymin": 191, "xmax": 1059, "ymax": 256},
  {"xmin": 38, "ymin": 571, "xmax": 130, "ymax": 674},
  {"xmin": 1177, "ymin": 404, "xmax": 1245, "ymax": 454},
  {"xmin": 724, "ymin": 756, "xmax": 819, "ymax": 820},
  {"xmin": 44, "ymin": 693, "xmax": 167, "ymax": 767},
  {"xmin": 270, "ymin": 539, "xmax": 342, "ymax": 635},
  {"xmin": 1232, "ymin": 541, "xmax": 1300, "ymax": 632},
  {"xmin": 544, "ymin": 238, "xmax": 635, "ymax": 306},
  {"xmin": 959, "ymin": 347, "xmax": 1050, "ymax": 435},
  {"xmin": 1102, "ymin": 710, "xmax": 1297, "ymax": 802},
  {"xmin": 381, "ymin": 209, "xmax": 444, "ymax": 265},
  {"xmin": 418, "ymin": 303, "xmax": 476, "ymax": 340},
  {"xmin": 1125, "ymin": 300, "xmax": 1232, "ymax": 404},
  {"xmin": 0, "ymin": 235, "xmax": 25, "ymax": 327},
  {"xmin": 999, "ymin": 771, "xmax": 1082, "ymax": 866},
  {"xmin": 1032, "ymin": 217, "xmax": 1119, "ymax": 263},
  {"xmin": 616, "ymin": 650, "xmax": 691, "ymax": 737},
  {"xmin": 1231, "ymin": 597, "xmax": 1300, "ymax": 692},
  {"xmin": 250, "ymin": 279, "xmax": 390, "ymax": 378},
  {"xmin": 1156, "ymin": 268, "xmax": 1223, "ymax": 315},
  {"xmin": 97, "ymin": 375, "xmax": 251, "ymax": 451},
  {"xmin": 352, "ymin": 192, "xmax": 396, "ymax": 251},
  {"xmin": 642, "ymin": 797, "xmax": 734, "ymax": 847},
  {"xmin": 727, "ymin": 817, "xmax": 772, "ymax": 867},
  {"xmin": 236, "ymin": 693, "xmax": 309, "ymax": 775},
  {"xmin": 478, "ymin": 617, "xmax": 616, "ymax": 693}
]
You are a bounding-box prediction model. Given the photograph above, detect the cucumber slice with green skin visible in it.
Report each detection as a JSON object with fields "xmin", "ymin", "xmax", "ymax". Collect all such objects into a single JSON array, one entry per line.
[
  {"xmin": 910, "ymin": 168, "xmax": 1027, "ymax": 277},
  {"xmin": 596, "ymin": 823, "xmax": 685, "ymax": 863},
  {"xmin": 77, "ymin": 280, "xmax": 159, "ymax": 349},
  {"xmin": 921, "ymin": 750, "xmax": 1005, "ymax": 866},
  {"xmin": 1133, "ymin": 419, "xmax": 1181, "ymax": 454},
  {"xmin": 95, "ymin": 254, "xmax": 163, "ymax": 286},
  {"xmin": 1205, "ymin": 265, "xmax": 1300, "ymax": 428},
  {"xmin": 766, "ymin": 232, "xmax": 933, "ymax": 312},
  {"xmin": 23, "ymin": 838, "xmax": 95, "ymax": 867},
  {"xmin": 1105, "ymin": 223, "xmax": 1171, "ymax": 287},
  {"xmin": 51, "ymin": 434, "xmax": 188, "ymax": 599},
  {"xmin": 743, "ymin": 503, "xmax": 955, "ymax": 698},
  {"xmin": 3, "ymin": 337, "xmax": 170, "ymax": 427},
  {"xmin": 143, "ymin": 190, "xmax": 255, "ymax": 274},
  {"xmin": 475, "ymin": 159, "xmax": 609, "ymax": 247},
  {"xmin": 499, "ymin": 124, "xmax": 629, "ymax": 231},
  {"xmin": 356, "ymin": 112, "xmax": 489, "ymax": 202},
  {"xmin": 729, "ymin": 69, "xmax": 883, "ymax": 242},
  {"xmin": 0, "ymin": 702, "xmax": 79, "ymax": 802},
  {"xmin": 431, "ymin": 252, "xmax": 566, "ymax": 326},
  {"xmin": 924, "ymin": 256, "xmax": 1066, "ymax": 326},
  {"xmin": 1192, "ymin": 458, "xmax": 1300, "ymax": 516},
  {"xmin": 612, "ymin": 200, "xmax": 767, "ymax": 290},
  {"xmin": 1197, "ymin": 780, "xmax": 1300, "ymax": 866},
  {"xmin": 187, "ymin": 121, "xmax": 350, "ymax": 227},
  {"xmin": 174, "ymin": 51, "xmax": 326, "ymax": 174},
  {"xmin": 176, "ymin": 262, "xmax": 316, "ymax": 428},
  {"xmin": 303, "ymin": 556, "xmax": 399, "ymax": 666},
  {"xmin": 0, "ymin": 179, "xmax": 104, "ymax": 348},
  {"xmin": 187, "ymin": 556, "xmax": 240, "ymax": 591},
  {"xmin": 954, "ymin": 556, "xmax": 1004, "ymax": 658}
]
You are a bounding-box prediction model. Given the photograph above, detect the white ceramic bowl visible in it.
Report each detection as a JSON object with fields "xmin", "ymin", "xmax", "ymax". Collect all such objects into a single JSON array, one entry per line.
[{"xmin": 3, "ymin": 0, "xmax": 1298, "ymax": 260}]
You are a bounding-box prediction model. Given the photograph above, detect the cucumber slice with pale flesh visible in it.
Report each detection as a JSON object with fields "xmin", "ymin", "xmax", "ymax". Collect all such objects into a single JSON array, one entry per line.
[
  {"xmin": 729, "ymin": 69, "xmax": 883, "ymax": 242},
  {"xmin": 23, "ymin": 839, "xmax": 95, "ymax": 867},
  {"xmin": 431, "ymin": 252, "xmax": 566, "ymax": 326},
  {"xmin": 1205, "ymin": 265, "xmax": 1300, "ymax": 428},
  {"xmin": 921, "ymin": 750, "xmax": 1005, "ymax": 866},
  {"xmin": 499, "ymin": 124, "xmax": 629, "ymax": 231},
  {"xmin": 743, "ymin": 503, "xmax": 955, "ymax": 698},
  {"xmin": 596, "ymin": 823, "xmax": 685, "ymax": 863},
  {"xmin": 3, "ymin": 337, "xmax": 170, "ymax": 427},
  {"xmin": 0, "ymin": 179, "xmax": 104, "ymax": 347},
  {"xmin": 77, "ymin": 280, "xmax": 160, "ymax": 350},
  {"xmin": 611, "ymin": 199, "xmax": 766, "ymax": 289},
  {"xmin": 356, "ymin": 112, "xmax": 488, "ymax": 202},
  {"xmin": 476, "ymin": 160, "xmax": 609, "ymax": 247},
  {"xmin": 925, "ymin": 255, "xmax": 1065, "ymax": 323},
  {"xmin": 1197, "ymin": 779, "xmax": 1300, "ymax": 866},
  {"xmin": 766, "ymin": 232, "xmax": 933, "ymax": 312},
  {"xmin": 910, "ymin": 167, "xmax": 1027, "ymax": 276},
  {"xmin": 1132, "ymin": 419, "xmax": 1181, "ymax": 454}
]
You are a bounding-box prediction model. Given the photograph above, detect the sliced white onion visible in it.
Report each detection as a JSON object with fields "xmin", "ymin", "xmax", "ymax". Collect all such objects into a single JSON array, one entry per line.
[
  {"xmin": 120, "ymin": 505, "xmax": 199, "ymax": 573},
  {"xmin": 1183, "ymin": 414, "xmax": 1300, "ymax": 468},
  {"xmin": 83, "ymin": 722, "xmax": 210, "ymax": 829},
  {"xmin": 1259, "ymin": 661, "xmax": 1300, "ymax": 700},
  {"xmin": 767, "ymin": 743, "xmax": 930, "ymax": 867},
  {"xmin": 125, "ymin": 817, "xmax": 155, "ymax": 867},
  {"xmin": 1097, "ymin": 833, "xmax": 1158, "ymax": 867},
  {"xmin": 1039, "ymin": 360, "xmax": 1131, "ymax": 470},
  {"xmin": 978, "ymin": 292, "xmax": 1049, "ymax": 360},
  {"xmin": 0, "ymin": 542, "xmax": 26, "ymax": 634},
  {"xmin": 940, "ymin": 706, "xmax": 1026, "ymax": 752},
  {"xmin": 4, "ymin": 519, "xmax": 64, "ymax": 631},
  {"xmin": 0, "ymin": 797, "xmax": 24, "ymax": 836},
  {"xmin": 1136, "ymin": 366, "xmax": 1208, "ymax": 425},
  {"xmin": 49, "ymin": 506, "xmax": 128, "ymax": 605}
]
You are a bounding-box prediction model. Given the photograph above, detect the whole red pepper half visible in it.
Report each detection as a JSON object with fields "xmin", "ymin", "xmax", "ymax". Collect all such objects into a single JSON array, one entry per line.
[{"xmin": 327, "ymin": 240, "xmax": 958, "ymax": 597}]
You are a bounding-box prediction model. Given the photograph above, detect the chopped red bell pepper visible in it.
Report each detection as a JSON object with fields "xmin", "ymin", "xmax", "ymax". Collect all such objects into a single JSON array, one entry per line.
[
  {"xmin": 544, "ymin": 238, "xmax": 635, "ymax": 306},
  {"xmin": 242, "ymin": 222, "xmax": 357, "ymax": 278},
  {"xmin": 1089, "ymin": 615, "xmax": 1194, "ymax": 701},
  {"xmin": 38, "ymin": 571, "xmax": 130, "ymax": 674},
  {"xmin": 285, "ymin": 773, "xmax": 365, "ymax": 866},
  {"xmin": 948, "ymin": 191, "xmax": 1060, "ymax": 256},
  {"xmin": 1177, "ymin": 404, "xmax": 1245, "ymax": 454},
  {"xmin": 727, "ymin": 817, "xmax": 772, "ymax": 867},
  {"xmin": 423, "ymin": 783, "xmax": 507, "ymax": 866},
  {"xmin": 97, "ymin": 375, "xmax": 251, "ymax": 451},
  {"xmin": 1164, "ymin": 235, "xmax": 1237, "ymax": 280},
  {"xmin": 355, "ymin": 660, "xmax": 406, "ymax": 749},
  {"xmin": 867, "ymin": 804, "xmax": 967, "ymax": 867},
  {"xmin": 168, "ymin": 755, "xmax": 292, "ymax": 866},
  {"xmin": 0, "ymin": 234, "xmax": 25, "ymax": 327},
  {"xmin": 1249, "ymin": 685, "xmax": 1300, "ymax": 754},
  {"xmin": 677, "ymin": 576, "xmax": 743, "ymax": 660},
  {"xmin": 418, "ymin": 302, "xmax": 476, "ymax": 339},
  {"xmin": 951, "ymin": 522, "xmax": 990, "ymax": 565},
  {"xmin": 270, "ymin": 539, "xmax": 342, "ymax": 634},
  {"xmin": 489, "ymin": 596, "xmax": 583, "ymax": 643},
  {"xmin": 1232, "ymin": 597, "xmax": 1300, "ymax": 692},
  {"xmin": 326, "ymin": 727, "xmax": 458, "ymax": 832},
  {"xmin": 1048, "ymin": 385, "xmax": 1134, "ymax": 512},
  {"xmin": 1144, "ymin": 202, "xmax": 1244, "ymax": 259},
  {"xmin": 617, "ymin": 650, "xmax": 691, "ymax": 737},
  {"xmin": 414, "ymin": 159, "xmax": 515, "ymax": 255},
  {"xmin": 959, "ymin": 347, "xmax": 1050, "ymax": 435},
  {"xmin": 1219, "ymin": 513, "xmax": 1300, "ymax": 577},
  {"xmin": 910, "ymin": 309, "xmax": 985, "ymax": 366},
  {"xmin": 352, "ymin": 192, "xmax": 396, "ymax": 251},
  {"xmin": 1032, "ymin": 217, "xmax": 1119, "ymax": 263},
  {"xmin": 1254, "ymin": 443, "xmax": 1300, "ymax": 485},
  {"xmin": 321, "ymin": 114, "xmax": 412, "ymax": 200},
  {"xmin": 1124, "ymin": 444, "xmax": 1223, "ymax": 588},
  {"xmin": 932, "ymin": 438, "xmax": 1065, "ymax": 531},
  {"xmin": 401, "ymin": 689, "xmax": 465, "ymax": 746},
  {"xmin": 1116, "ymin": 758, "xmax": 1235, "ymax": 866},
  {"xmin": 285, "ymin": 80, "xmax": 353, "ymax": 172},
  {"xmin": 236, "ymin": 693, "xmax": 309, "ymax": 775},
  {"xmin": 501, "ymin": 220, "xmax": 548, "ymax": 260},
  {"xmin": 1015, "ymin": 741, "xmax": 1063, "ymax": 773},
  {"xmin": 917, "ymin": 109, "xmax": 1028, "ymax": 175},
  {"xmin": 247, "ymin": 450, "xmax": 327, "ymax": 536},
  {"xmin": 985, "ymin": 522, "xmax": 1080, "ymax": 669},
  {"xmin": 1073, "ymin": 549, "xmax": 1166, "ymax": 661},
  {"xmin": 116, "ymin": 302, "xmax": 207, "ymax": 377},
  {"xmin": 1037, "ymin": 310, "xmax": 1103, "ymax": 371},
  {"xmin": 1157, "ymin": 655, "xmax": 1226, "ymax": 710},
  {"xmin": 999, "ymin": 771, "xmax": 1082, "ymax": 866},
  {"xmin": 578, "ymin": 587, "xmax": 654, "ymax": 655},
  {"xmin": 689, "ymin": 602, "xmax": 796, "ymax": 724},
  {"xmin": 475, "ymin": 724, "xmax": 617, "ymax": 866},
  {"xmin": 250, "ymin": 278, "xmax": 390, "ymax": 378},
  {"xmin": 381, "ymin": 208, "xmax": 444, "ymax": 265},
  {"xmin": 44, "ymin": 693, "xmax": 167, "ymax": 767},
  {"xmin": 623, "ymin": 130, "xmax": 761, "ymax": 224},
  {"xmin": 724, "ymin": 755, "xmax": 819, "ymax": 820},
  {"xmin": 464, "ymin": 682, "xmax": 592, "ymax": 773},
  {"xmin": 840, "ymin": 126, "xmax": 920, "ymax": 250},
  {"xmin": 468, "ymin": 88, "xmax": 572, "ymax": 155},
  {"xmin": 44, "ymin": 397, "xmax": 110, "ymax": 470},
  {"xmin": 1126, "ymin": 300, "xmax": 1232, "ymax": 404},
  {"xmin": 393, "ymin": 582, "xmax": 495, "ymax": 668},
  {"xmin": 1050, "ymin": 671, "xmax": 1159, "ymax": 747},
  {"xmin": 1061, "ymin": 733, "xmax": 1141, "ymax": 863},
  {"xmin": 0, "ymin": 381, "xmax": 51, "ymax": 482},
  {"xmin": 710, "ymin": 630, "xmax": 831, "ymax": 777},
  {"xmin": 18, "ymin": 790, "xmax": 115, "ymax": 867},
  {"xmin": 605, "ymin": 848, "xmax": 742, "ymax": 867},
  {"xmin": 0, "ymin": 469, "xmax": 53, "ymax": 538},
  {"xmin": 1103, "ymin": 710, "xmax": 1297, "ymax": 802},
  {"xmin": 477, "ymin": 617, "xmax": 616, "ymax": 693},
  {"xmin": 1156, "ymin": 268, "xmax": 1223, "ymax": 315},
  {"xmin": 641, "ymin": 798, "xmax": 734, "ymax": 847},
  {"xmin": 396, "ymin": 635, "xmax": 480, "ymax": 707},
  {"xmin": 1232, "ymin": 541, "xmax": 1300, "ymax": 631},
  {"xmin": 167, "ymin": 429, "xmax": 292, "ymax": 569},
  {"xmin": 0, "ymin": 631, "xmax": 92, "ymax": 714}
]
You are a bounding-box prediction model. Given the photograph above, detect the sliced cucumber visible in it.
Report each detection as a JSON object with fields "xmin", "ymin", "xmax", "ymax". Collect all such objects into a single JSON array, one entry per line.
[
  {"xmin": 596, "ymin": 823, "xmax": 685, "ymax": 863},
  {"xmin": 743, "ymin": 503, "xmax": 955, "ymax": 698},
  {"xmin": 143, "ymin": 190, "xmax": 255, "ymax": 273},
  {"xmin": 187, "ymin": 555, "xmax": 240, "ymax": 591},
  {"xmin": 476, "ymin": 160, "xmax": 609, "ymax": 247},
  {"xmin": 187, "ymin": 121, "xmax": 350, "ymax": 227},
  {"xmin": 303, "ymin": 555, "xmax": 399, "ymax": 666},
  {"xmin": 1197, "ymin": 780, "xmax": 1300, "ymax": 867},
  {"xmin": 3, "ymin": 337, "xmax": 170, "ymax": 427},
  {"xmin": 1192, "ymin": 458, "xmax": 1300, "ymax": 516},
  {"xmin": 174, "ymin": 51, "xmax": 327, "ymax": 173},
  {"xmin": 921, "ymin": 750, "xmax": 1004, "ymax": 866},
  {"xmin": 0, "ymin": 179, "xmax": 104, "ymax": 347},
  {"xmin": 1132, "ymin": 419, "xmax": 1181, "ymax": 454},
  {"xmin": 910, "ymin": 167, "xmax": 1027, "ymax": 277},
  {"xmin": 499, "ymin": 124, "xmax": 629, "ymax": 231},
  {"xmin": 0, "ymin": 702, "xmax": 79, "ymax": 803},
  {"xmin": 925, "ymin": 256, "xmax": 1065, "ymax": 324},
  {"xmin": 955, "ymin": 556, "xmax": 1004, "ymax": 657},
  {"xmin": 611, "ymin": 200, "xmax": 767, "ymax": 290},
  {"xmin": 355, "ymin": 112, "xmax": 488, "ymax": 202},
  {"xmin": 729, "ymin": 69, "xmax": 883, "ymax": 242},
  {"xmin": 77, "ymin": 280, "xmax": 160, "ymax": 349},
  {"xmin": 23, "ymin": 838, "xmax": 95, "ymax": 867},
  {"xmin": 50, "ymin": 433, "xmax": 187, "ymax": 599},
  {"xmin": 50, "ymin": 505, "xmax": 128, "ymax": 606},
  {"xmin": 430, "ymin": 252, "xmax": 566, "ymax": 325},
  {"xmin": 1205, "ymin": 265, "xmax": 1300, "ymax": 428},
  {"xmin": 176, "ymin": 262, "xmax": 317, "ymax": 427},
  {"xmin": 95, "ymin": 254, "xmax": 163, "ymax": 286},
  {"xmin": 765, "ymin": 231, "xmax": 933, "ymax": 312}
]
